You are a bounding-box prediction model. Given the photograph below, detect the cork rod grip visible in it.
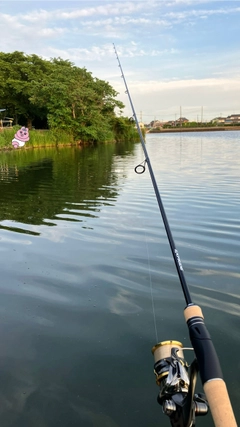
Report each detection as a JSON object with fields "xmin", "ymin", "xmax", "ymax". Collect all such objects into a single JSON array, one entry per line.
[
  {"xmin": 184, "ymin": 304, "xmax": 203, "ymax": 321},
  {"xmin": 184, "ymin": 305, "xmax": 237, "ymax": 427},
  {"xmin": 204, "ymin": 380, "xmax": 237, "ymax": 427}
]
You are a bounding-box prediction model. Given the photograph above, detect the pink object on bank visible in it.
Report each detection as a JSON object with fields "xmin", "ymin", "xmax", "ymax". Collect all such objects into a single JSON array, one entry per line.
[{"xmin": 12, "ymin": 127, "xmax": 29, "ymax": 148}]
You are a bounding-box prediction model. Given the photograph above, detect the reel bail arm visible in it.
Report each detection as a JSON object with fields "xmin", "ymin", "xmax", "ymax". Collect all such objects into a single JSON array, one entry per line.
[{"xmin": 152, "ymin": 341, "xmax": 208, "ymax": 427}]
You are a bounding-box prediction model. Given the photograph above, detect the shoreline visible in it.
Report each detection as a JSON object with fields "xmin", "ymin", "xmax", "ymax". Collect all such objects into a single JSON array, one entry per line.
[{"xmin": 147, "ymin": 126, "xmax": 240, "ymax": 133}]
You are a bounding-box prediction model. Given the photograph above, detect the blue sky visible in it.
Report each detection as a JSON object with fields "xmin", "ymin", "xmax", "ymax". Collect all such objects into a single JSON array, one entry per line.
[{"xmin": 1, "ymin": 1, "xmax": 240, "ymax": 122}]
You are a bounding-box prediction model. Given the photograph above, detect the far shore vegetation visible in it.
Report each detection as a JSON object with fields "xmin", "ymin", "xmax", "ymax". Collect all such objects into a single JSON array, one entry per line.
[
  {"xmin": 148, "ymin": 123, "xmax": 240, "ymax": 133},
  {"xmin": 0, "ymin": 51, "xmax": 140, "ymax": 149}
]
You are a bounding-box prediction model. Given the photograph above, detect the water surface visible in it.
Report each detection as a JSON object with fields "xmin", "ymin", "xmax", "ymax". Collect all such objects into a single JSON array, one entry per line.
[{"xmin": 0, "ymin": 132, "xmax": 239, "ymax": 426}]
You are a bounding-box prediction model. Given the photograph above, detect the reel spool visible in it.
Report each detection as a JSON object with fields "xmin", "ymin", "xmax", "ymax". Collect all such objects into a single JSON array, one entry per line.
[{"xmin": 152, "ymin": 340, "xmax": 208, "ymax": 427}]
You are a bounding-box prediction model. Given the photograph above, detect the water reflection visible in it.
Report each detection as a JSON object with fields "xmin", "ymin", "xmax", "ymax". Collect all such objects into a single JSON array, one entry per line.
[
  {"xmin": 0, "ymin": 145, "xmax": 132, "ymax": 234},
  {"xmin": 0, "ymin": 135, "xmax": 239, "ymax": 426}
]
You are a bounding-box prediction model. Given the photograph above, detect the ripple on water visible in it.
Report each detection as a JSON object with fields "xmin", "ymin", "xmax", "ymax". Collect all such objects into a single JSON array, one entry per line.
[{"xmin": 0, "ymin": 136, "xmax": 239, "ymax": 426}]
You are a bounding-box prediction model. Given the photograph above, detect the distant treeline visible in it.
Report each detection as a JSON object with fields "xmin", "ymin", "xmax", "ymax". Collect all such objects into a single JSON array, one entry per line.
[{"xmin": 0, "ymin": 51, "xmax": 138, "ymax": 144}]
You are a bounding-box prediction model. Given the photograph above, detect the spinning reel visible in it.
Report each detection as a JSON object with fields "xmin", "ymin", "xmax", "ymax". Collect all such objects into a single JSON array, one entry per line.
[
  {"xmin": 113, "ymin": 42, "xmax": 237, "ymax": 427},
  {"xmin": 152, "ymin": 341, "xmax": 208, "ymax": 427}
]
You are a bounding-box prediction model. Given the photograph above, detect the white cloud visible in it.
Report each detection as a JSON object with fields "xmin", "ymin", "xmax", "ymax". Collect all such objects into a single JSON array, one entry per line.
[
  {"xmin": 23, "ymin": 8, "xmax": 52, "ymax": 22},
  {"xmin": 39, "ymin": 43, "xmax": 179, "ymax": 64},
  {"xmin": 165, "ymin": 0, "xmax": 229, "ymax": 6},
  {"xmin": 126, "ymin": 76, "xmax": 240, "ymax": 93},
  {"xmin": 164, "ymin": 6, "xmax": 240, "ymax": 21},
  {"xmin": 81, "ymin": 17, "xmax": 152, "ymax": 27},
  {"xmin": 38, "ymin": 27, "xmax": 67, "ymax": 38},
  {"xmin": 21, "ymin": 1, "xmax": 156, "ymax": 22},
  {"xmin": 0, "ymin": 1, "xmax": 239, "ymax": 122},
  {"xmin": 111, "ymin": 76, "xmax": 240, "ymax": 121}
]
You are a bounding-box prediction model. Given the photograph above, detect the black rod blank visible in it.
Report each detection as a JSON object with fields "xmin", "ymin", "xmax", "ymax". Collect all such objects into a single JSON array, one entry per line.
[{"xmin": 113, "ymin": 43, "xmax": 192, "ymax": 306}]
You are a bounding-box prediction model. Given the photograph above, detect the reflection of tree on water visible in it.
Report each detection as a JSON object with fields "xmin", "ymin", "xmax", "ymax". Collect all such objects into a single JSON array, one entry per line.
[
  {"xmin": 0, "ymin": 159, "xmax": 54, "ymax": 227},
  {"xmin": 0, "ymin": 143, "xmax": 135, "ymax": 232}
]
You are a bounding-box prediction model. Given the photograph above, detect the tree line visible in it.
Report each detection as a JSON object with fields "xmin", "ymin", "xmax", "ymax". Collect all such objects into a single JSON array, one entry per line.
[{"xmin": 0, "ymin": 51, "xmax": 137, "ymax": 144}]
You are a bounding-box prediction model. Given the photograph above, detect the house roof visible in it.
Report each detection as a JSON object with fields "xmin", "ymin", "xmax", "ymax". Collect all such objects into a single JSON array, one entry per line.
[{"xmin": 176, "ymin": 117, "xmax": 188, "ymax": 122}]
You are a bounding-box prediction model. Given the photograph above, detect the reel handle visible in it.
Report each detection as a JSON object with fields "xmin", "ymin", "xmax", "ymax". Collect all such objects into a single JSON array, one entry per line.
[{"xmin": 184, "ymin": 305, "xmax": 237, "ymax": 427}]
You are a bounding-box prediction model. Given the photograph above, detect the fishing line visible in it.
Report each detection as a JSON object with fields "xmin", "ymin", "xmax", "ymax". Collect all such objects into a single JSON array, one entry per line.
[
  {"xmin": 113, "ymin": 42, "xmax": 192, "ymax": 306},
  {"xmin": 144, "ymin": 231, "xmax": 158, "ymax": 343},
  {"xmin": 113, "ymin": 43, "xmax": 237, "ymax": 427}
]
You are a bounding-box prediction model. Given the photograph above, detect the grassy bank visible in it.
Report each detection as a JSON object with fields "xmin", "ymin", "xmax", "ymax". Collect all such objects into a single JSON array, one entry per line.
[
  {"xmin": 0, "ymin": 127, "xmax": 76, "ymax": 149},
  {"xmin": 0, "ymin": 122, "xmax": 140, "ymax": 150}
]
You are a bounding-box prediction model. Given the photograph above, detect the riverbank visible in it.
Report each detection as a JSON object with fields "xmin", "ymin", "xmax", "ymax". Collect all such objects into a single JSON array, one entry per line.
[
  {"xmin": 0, "ymin": 125, "xmax": 140, "ymax": 150},
  {"xmin": 148, "ymin": 126, "xmax": 240, "ymax": 133}
]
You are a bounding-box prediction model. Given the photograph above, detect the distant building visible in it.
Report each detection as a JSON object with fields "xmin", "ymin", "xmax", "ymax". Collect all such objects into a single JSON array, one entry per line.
[
  {"xmin": 211, "ymin": 114, "xmax": 240, "ymax": 125},
  {"xmin": 211, "ymin": 117, "xmax": 226, "ymax": 124},
  {"xmin": 149, "ymin": 120, "xmax": 163, "ymax": 128},
  {"xmin": 225, "ymin": 114, "xmax": 240, "ymax": 124},
  {"xmin": 176, "ymin": 117, "xmax": 189, "ymax": 125}
]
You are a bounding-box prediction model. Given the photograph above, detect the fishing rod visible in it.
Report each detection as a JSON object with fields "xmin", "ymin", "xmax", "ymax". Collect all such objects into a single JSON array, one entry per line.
[{"xmin": 113, "ymin": 43, "xmax": 237, "ymax": 427}]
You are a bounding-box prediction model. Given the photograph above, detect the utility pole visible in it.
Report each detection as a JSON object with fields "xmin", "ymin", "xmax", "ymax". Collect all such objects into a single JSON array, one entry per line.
[
  {"xmin": 201, "ymin": 106, "xmax": 203, "ymax": 124},
  {"xmin": 180, "ymin": 106, "xmax": 182, "ymax": 127}
]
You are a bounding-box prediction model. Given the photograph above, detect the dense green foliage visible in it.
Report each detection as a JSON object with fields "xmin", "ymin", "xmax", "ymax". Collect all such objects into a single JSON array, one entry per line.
[
  {"xmin": 161, "ymin": 121, "xmax": 227, "ymax": 130},
  {"xmin": 0, "ymin": 51, "xmax": 138, "ymax": 144}
]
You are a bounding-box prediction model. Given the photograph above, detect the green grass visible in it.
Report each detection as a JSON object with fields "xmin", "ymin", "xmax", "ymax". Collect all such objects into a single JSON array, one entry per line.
[
  {"xmin": 0, "ymin": 123, "xmax": 139, "ymax": 149},
  {"xmin": 0, "ymin": 126, "xmax": 75, "ymax": 149},
  {"xmin": 27, "ymin": 129, "xmax": 74, "ymax": 146},
  {"xmin": 0, "ymin": 127, "xmax": 17, "ymax": 148}
]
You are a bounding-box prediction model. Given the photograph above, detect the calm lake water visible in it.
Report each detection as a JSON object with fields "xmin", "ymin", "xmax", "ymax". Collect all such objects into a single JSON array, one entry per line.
[{"xmin": 0, "ymin": 131, "xmax": 239, "ymax": 427}]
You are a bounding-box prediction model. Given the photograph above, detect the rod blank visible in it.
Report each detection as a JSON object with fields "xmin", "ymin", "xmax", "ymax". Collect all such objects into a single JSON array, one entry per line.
[
  {"xmin": 113, "ymin": 43, "xmax": 237, "ymax": 427},
  {"xmin": 113, "ymin": 43, "xmax": 192, "ymax": 306}
]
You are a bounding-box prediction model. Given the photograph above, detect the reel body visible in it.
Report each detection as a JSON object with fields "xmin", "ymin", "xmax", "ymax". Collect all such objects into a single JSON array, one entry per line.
[{"xmin": 152, "ymin": 341, "xmax": 208, "ymax": 427}]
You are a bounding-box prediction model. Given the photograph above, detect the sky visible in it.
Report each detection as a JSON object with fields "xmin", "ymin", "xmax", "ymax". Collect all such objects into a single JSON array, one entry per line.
[{"xmin": 1, "ymin": 0, "xmax": 240, "ymax": 123}]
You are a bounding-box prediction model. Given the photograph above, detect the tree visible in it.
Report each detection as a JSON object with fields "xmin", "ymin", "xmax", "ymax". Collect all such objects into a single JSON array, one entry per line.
[
  {"xmin": 0, "ymin": 51, "xmax": 137, "ymax": 143},
  {"xmin": 0, "ymin": 51, "xmax": 51, "ymax": 127},
  {"xmin": 30, "ymin": 58, "xmax": 124, "ymax": 142}
]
